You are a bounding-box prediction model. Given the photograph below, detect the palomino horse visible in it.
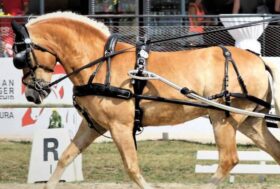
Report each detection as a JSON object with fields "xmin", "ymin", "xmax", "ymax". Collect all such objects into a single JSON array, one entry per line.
[{"xmin": 11, "ymin": 12, "xmax": 280, "ymax": 189}]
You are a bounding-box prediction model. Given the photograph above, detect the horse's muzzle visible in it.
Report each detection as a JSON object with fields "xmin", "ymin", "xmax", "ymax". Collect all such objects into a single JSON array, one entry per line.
[{"xmin": 25, "ymin": 87, "xmax": 43, "ymax": 104}]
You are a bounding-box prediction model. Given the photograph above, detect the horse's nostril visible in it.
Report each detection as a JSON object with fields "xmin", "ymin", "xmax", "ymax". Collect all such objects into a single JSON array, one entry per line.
[
  {"xmin": 26, "ymin": 94, "xmax": 35, "ymax": 102},
  {"xmin": 26, "ymin": 89, "xmax": 42, "ymax": 104}
]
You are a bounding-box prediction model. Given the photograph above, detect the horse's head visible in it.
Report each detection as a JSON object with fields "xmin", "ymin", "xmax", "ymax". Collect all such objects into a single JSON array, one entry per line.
[
  {"xmin": 11, "ymin": 12, "xmax": 112, "ymax": 104},
  {"xmin": 12, "ymin": 20, "xmax": 58, "ymax": 104}
]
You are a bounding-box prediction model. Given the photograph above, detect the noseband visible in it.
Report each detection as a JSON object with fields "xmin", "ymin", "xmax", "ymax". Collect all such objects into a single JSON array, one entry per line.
[{"xmin": 12, "ymin": 21, "xmax": 59, "ymax": 97}]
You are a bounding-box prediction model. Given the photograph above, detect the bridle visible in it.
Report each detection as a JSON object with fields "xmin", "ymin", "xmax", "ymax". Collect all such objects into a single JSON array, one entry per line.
[{"xmin": 12, "ymin": 20, "xmax": 59, "ymax": 97}]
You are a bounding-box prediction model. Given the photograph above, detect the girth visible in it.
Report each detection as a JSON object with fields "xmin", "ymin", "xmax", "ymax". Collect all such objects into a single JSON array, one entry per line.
[
  {"xmin": 73, "ymin": 83, "xmax": 132, "ymax": 99},
  {"xmin": 73, "ymin": 96, "xmax": 107, "ymax": 134}
]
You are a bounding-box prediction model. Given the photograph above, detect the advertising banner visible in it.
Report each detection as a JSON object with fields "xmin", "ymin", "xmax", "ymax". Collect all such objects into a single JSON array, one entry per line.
[{"xmin": 0, "ymin": 58, "xmax": 81, "ymax": 140}]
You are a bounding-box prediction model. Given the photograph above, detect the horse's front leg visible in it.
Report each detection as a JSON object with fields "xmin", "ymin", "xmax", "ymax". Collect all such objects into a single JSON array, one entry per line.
[
  {"xmin": 207, "ymin": 111, "xmax": 240, "ymax": 189},
  {"xmin": 44, "ymin": 119, "xmax": 106, "ymax": 189},
  {"xmin": 110, "ymin": 122, "xmax": 153, "ymax": 189}
]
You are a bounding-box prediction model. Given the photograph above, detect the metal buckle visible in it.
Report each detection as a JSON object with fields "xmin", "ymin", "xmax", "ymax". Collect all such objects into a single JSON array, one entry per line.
[
  {"xmin": 117, "ymin": 91, "xmax": 132, "ymax": 99},
  {"xmin": 139, "ymin": 49, "xmax": 149, "ymax": 59}
]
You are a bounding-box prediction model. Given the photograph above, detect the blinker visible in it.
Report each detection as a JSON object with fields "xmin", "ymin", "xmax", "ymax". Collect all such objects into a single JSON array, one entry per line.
[
  {"xmin": 11, "ymin": 20, "xmax": 33, "ymax": 69},
  {"xmin": 13, "ymin": 48, "xmax": 31, "ymax": 69}
]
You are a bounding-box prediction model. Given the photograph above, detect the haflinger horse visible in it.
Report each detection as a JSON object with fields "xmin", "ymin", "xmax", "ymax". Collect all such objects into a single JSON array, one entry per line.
[{"xmin": 10, "ymin": 12, "xmax": 280, "ymax": 189}]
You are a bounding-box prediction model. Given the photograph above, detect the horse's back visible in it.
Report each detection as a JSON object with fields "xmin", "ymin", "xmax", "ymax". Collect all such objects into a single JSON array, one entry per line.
[
  {"xmin": 205, "ymin": 46, "xmax": 268, "ymax": 98},
  {"xmin": 147, "ymin": 46, "xmax": 267, "ymax": 97},
  {"xmin": 140, "ymin": 46, "xmax": 269, "ymax": 125}
]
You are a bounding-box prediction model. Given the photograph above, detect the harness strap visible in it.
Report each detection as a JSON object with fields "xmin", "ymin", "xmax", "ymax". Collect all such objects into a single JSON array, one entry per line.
[
  {"xmin": 87, "ymin": 35, "xmax": 119, "ymax": 85},
  {"xmin": 73, "ymin": 96, "xmax": 109, "ymax": 137},
  {"xmin": 87, "ymin": 60, "xmax": 105, "ymax": 84},
  {"xmin": 104, "ymin": 34, "xmax": 119, "ymax": 86},
  {"xmin": 220, "ymin": 45, "xmax": 232, "ymax": 116},
  {"xmin": 132, "ymin": 37, "xmax": 150, "ymax": 149},
  {"xmin": 220, "ymin": 45, "xmax": 248, "ymax": 94},
  {"xmin": 73, "ymin": 83, "xmax": 132, "ymax": 99},
  {"xmin": 230, "ymin": 93, "xmax": 271, "ymax": 109},
  {"xmin": 45, "ymin": 44, "xmax": 135, "ymax": 90},
  {"xmin": 208, "ymin": 46, "xmax": 271, "ymax": 113}
]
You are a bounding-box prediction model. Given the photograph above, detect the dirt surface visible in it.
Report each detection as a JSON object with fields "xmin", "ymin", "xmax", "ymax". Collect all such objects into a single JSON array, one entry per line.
[{"xmin": 1, "ymin": 183, "xmax": 280, "ymax": 189}]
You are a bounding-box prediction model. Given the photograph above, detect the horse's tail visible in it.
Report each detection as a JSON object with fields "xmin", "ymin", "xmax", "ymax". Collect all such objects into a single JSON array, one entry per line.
[{"xmin": 263, "ymin": 60, "xmax": 280, "ymax": 126}]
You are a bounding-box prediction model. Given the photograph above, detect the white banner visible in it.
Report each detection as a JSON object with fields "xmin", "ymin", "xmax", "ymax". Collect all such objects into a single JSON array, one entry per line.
[{"xmin": 0, "ymin": 58, "xmax": 82, "ymax": 140}]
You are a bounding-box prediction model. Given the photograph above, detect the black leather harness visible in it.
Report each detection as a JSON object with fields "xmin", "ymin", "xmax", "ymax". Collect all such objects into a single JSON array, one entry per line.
[
  {"xmin": 72, "ymin": 35, "xmax": 133, "ymax": 135},
  {"xmin": 132, "ymin": 37, "xmax": 150, "ymax": 148},
  {"xmin": 72, "ymin": 35, "xmax": 272, "ymax": 149},
  {"xmin": 207, "ymin": 46, "xmax": 271, "ymax": 116},
  {"xmin": 72, "ymin": 35, "xmax": 149, "ymax": 149}
]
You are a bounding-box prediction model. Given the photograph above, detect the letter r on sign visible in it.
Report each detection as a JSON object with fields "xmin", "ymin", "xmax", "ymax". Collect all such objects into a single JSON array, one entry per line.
[{"xmin": 43, "ymin": 138, "xmax": 59, "ymax": 161}]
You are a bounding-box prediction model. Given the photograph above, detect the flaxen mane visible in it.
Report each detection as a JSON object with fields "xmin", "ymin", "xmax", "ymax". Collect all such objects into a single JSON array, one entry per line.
[{"xmin": 26, "ymin": 11, "xmax": 111, "ymax": 36}]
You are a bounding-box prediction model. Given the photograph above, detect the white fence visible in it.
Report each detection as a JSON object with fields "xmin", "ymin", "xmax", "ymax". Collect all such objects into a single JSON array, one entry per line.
[{"xmin": 195, "ymin": 150, "xmax": 280, "ymax": 183}]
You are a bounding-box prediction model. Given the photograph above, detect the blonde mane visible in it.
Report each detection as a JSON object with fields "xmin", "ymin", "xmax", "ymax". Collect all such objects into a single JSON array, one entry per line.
[{"xmin": 26, "ymin": 12, "xmax": 110, "ymax": 36}]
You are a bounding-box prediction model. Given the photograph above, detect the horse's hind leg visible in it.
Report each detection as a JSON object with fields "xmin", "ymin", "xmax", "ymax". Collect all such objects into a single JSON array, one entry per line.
[
  {"xmin": 238, "ymin": 117, "xmax": 280, "ymax": 163},
  {"xmin": 207, "ymin": 111, "xmax": 240, "ymax": 188},
  {"xmin": 44, "ymin": 119, "xmax": 106, "ymax": 189},
  {"xmin": 110, "ymin": 122, "xmax": 153, "ymax": 189}
]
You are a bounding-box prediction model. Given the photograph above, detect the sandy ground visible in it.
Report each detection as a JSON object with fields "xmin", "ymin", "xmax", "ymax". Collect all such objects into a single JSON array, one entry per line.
[{"xmin": 1, "ymin": 183, "xmax": 280, "ymax": 189}]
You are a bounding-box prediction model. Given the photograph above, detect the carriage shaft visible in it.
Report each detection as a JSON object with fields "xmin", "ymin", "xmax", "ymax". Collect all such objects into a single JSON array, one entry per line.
[{"xmin": 129, "ymin": 70, "xmax": 280, "ymax": 122}]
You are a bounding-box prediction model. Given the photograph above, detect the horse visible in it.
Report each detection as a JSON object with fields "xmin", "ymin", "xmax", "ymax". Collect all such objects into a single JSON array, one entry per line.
[{"xmin": 11, "ymin": 12, "xmax": 280, "ymax": 189}]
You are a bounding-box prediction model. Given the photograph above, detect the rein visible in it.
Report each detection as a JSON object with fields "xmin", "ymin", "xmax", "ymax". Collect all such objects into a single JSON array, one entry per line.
[
  {"xmin": 150, "ymin": 16, "xmax": 280, "ymax": 44},
  {"xmin": 44, "ymin": 46, "xmax": 135, "ymax": 89},
  {"xmin": 43, "ymin": 16, "xmax": 280, "ymax": 90}
]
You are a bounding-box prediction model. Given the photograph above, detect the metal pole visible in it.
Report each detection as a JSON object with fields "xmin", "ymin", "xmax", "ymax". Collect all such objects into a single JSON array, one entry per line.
[
  {"xmin": 39, "ymin": 0, "xmax": 45, "ymax": 14},
  {"xmin": 128, "ymin": 70, "xmax": 280, "ymax": 121},
  {"xmin": 181, "ymin": 0, "xmax": 186, "ymax": 25},
  {"xmin": 146, "ymin": 0, "xmax": 151, "ymax": 36},
  {"xmin": 181, "ymin": 0, "xmax": 186, "ymax": 15},
  {"xmin": 89, "ymin": 0, "xmax": 95, "ymax": 14},
  {"xmin": 135, "ymin": 0, "xmax": 139, "ymax": 23},
  {"xmin": 135, "ymin": 0, "xmax": 140, "ymax": 39}
]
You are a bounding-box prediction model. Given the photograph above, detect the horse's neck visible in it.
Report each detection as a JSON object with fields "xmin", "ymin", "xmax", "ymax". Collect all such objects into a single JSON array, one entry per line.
[
  {"xmin": 62, "ymin": 37, "xmax": 107, "ymax": 85},
  {"xmin": 37, "ymin": 24, "xmax": 108, "ymax": 86}
]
